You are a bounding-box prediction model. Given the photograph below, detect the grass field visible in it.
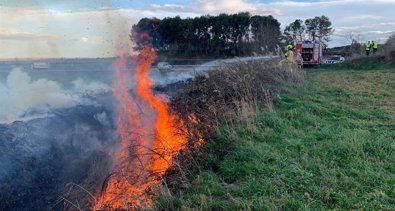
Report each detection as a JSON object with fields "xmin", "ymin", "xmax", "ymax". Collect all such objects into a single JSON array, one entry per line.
[{"xmin": 157, "ymin": 66, "xmax": 395, "ymax": 210}]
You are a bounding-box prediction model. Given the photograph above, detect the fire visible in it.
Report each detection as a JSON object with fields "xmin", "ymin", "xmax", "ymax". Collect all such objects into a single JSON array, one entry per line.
[
  {"xmin": 94, "ymin": 43, "xmax": 188, "ymax": 210},
  {"xmin": 135, "ymin": 45, "xmax": 187, "ymax": 173}
]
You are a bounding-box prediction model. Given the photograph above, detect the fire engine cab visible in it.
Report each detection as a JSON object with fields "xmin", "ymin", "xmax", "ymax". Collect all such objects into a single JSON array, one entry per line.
[{"xmin": 295, "ymin": 40, "xmax": 323, "ymax": 66}]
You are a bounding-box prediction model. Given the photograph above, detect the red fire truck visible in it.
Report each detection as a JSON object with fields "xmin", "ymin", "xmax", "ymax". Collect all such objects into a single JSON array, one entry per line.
[{"xmin": 294, "ymin": 40, "xmax": 323, "ymax": 66}]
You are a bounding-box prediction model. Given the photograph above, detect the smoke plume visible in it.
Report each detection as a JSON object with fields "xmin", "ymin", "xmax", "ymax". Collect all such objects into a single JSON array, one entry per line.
[{"xmin": 0, "ymin": 68, "xmax": 111, "ymax": 123}]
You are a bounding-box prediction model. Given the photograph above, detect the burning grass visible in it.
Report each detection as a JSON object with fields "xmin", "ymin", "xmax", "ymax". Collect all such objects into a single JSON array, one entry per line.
[{"xmin": 94, "ymin": 43, "xmax": 190, "ymax": 210}]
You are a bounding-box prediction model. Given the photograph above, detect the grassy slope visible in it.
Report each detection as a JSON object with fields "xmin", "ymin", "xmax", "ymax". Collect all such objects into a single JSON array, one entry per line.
[{"xmin": 158, "ymin": 67, "xmax": 395, "ymax": 210}]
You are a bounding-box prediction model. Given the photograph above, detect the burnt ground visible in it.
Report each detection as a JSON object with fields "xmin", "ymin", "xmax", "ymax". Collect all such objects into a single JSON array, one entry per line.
[{"xmin": 0, "ymin": 95, "xmax": 117, "ymax": 210}]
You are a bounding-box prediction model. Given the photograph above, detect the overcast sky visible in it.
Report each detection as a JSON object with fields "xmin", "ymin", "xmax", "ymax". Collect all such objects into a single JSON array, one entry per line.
[{"xmin": 1, "ymin": 0, "xmax": 394, "ymax": 59}]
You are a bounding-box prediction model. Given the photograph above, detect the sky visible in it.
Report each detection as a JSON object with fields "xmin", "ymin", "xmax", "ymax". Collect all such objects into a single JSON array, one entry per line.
[{"xmin": 0, "ymin": 0, "xmax": 394, "ymax": 59}]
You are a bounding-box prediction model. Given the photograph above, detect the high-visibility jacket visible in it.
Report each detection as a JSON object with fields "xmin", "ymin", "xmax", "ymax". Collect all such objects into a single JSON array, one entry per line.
[
  {"xmin": 373, "ymin": 41, "xmax": 378, "ymax": 49},
  {"xmin": 285, "ymin": 50, "xmax": 294, "ymax": 61},
  {"xmin": 365, "ymin": 42, "xmax": 371, "ymax": 50}
]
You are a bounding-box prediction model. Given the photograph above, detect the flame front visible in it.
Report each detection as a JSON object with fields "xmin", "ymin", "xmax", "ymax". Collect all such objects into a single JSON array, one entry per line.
[
  {"xmin": 136, "ymin": 45, "xmax": 187, "ymax": 173},
  {"xmin": 94, "ymin": 43, "xmax": 188, "ymax": 210}
]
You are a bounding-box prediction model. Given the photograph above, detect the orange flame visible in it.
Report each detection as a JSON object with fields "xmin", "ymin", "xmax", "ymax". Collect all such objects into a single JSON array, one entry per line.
[
  {"xmin": 136, "ymin": 45, "xmax": 187, "ymax": 173},
  {"xmin": 94, "ymin": 43, "xmax": 188, "ymax": 210}
]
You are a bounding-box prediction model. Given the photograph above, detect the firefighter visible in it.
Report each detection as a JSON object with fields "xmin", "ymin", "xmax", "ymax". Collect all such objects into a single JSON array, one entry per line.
[
  {"xmin": 284, "ymin": 41, "xmax": 294, "ymax": 61},
  {"xmin": 373, "ymin": 40, "xmax": 379, "ymax": 54},
  {"xmin": 365, "ymin": 40, "xmax": 371, "ymax": 56},
  {"xmin": 287, "ymin": 42, "xmax": 294, "ymax": 51},
  {"xmin": 284, "ymin": 49, "xmax": 294, "ymax": 61}
]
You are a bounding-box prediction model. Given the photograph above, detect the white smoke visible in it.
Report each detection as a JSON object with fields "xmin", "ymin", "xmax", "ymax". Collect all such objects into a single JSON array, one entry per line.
[
  {"xmin": 0, "ymin": 69, "xmax": 111, "ymax": 124},
  {"xmin": 72, "ymin": 78, "xmax": 111, "ymax": 96},
  {"xmin": 94, "ymin": 111, "xmax": 111, "ymax": 127},
  {"xmin": 0, "ymin": 69, "xmax": 79, "ymax": 123}
]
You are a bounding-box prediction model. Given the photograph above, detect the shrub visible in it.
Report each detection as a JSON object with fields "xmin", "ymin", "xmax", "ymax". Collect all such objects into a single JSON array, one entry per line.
[{"xmin": 383, "ymin": 35, "xmax": 395, "ymax": 62}]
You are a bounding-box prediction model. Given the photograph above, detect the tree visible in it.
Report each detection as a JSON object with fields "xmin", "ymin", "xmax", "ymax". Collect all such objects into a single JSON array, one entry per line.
[
  {"xmin": 131, "ymin": 18, "xmax": 161, "ymax": 49},
  {"xmin": 229, "ymin": 12, "xmax": 251, "ymax": 55},
  {"xmin": 284, "ymin": 19, "xmax": 305, "ymax": 42},
  {"xmin": 251, "ymin": 15, "xmax": 281, "ymax": 54},
  {"xmin": 193, "ymin": 15, "xmax": 212, "ymax": 54},
  {"xmin": 305, "ymin": 16, "xmax": 333, "ymax": 43},
  {"xmin": 132, "ymin": 13, "xmax": 283, "ymax": 57},
  {"xmin": 157, "ymin": 16, "xmax": 184, "ymax": 54}
]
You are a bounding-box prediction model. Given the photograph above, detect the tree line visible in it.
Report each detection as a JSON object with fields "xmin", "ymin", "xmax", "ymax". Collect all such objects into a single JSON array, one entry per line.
[
  {"xmin": 131, "ymin": 12, "xmax": 281, "ymax": 57},
  {"xmin": 131, "ymin": 13, "xmax": 333, "ymax": 57},
  {"xmin": 284, "ymin": 16, "xmax": 333, "ymax": 45}
]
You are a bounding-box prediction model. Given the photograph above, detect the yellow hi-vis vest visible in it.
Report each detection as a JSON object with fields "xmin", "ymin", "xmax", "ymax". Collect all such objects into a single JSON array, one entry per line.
[
  {"xmin": 366, "ymin": 42, "xmax": 371, "ymax": 50},
  {"xmin": 373, "ymin": 41, "xmax": 378, "ymax": 49},
  {"xmin": 285, "ymin": 50, "xmax": 294, "ymax": 61}
]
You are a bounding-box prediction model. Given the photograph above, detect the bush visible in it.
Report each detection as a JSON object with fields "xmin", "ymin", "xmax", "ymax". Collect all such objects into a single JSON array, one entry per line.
[
  {"xmin": 343, "ymin": 40, "xmax": 363, "ymax": 57},
  {"xmin": 383, "ymin": 35, "xmax": 395, "ymax": 62}
]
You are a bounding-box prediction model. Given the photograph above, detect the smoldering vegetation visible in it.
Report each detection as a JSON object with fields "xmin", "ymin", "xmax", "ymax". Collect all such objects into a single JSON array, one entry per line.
[
  {"xmin": 0, "ymin": 106, "xmax": 117, "ymax": 210},
  {"xmin": 0, "ymin": 68, "xmax": 117, "ymax": 211},
  {"xmin": 0, "ymin": 106, "xmax": 114, "ymax": 210},
  {"xmin": 155, "ymin": 60, "xmax": 305, "ymax": 208}
]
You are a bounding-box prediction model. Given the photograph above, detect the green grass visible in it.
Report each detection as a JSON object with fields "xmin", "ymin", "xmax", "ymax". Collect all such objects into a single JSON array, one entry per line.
[
  {"xmin": 156, "ymin": 67, "xmax": 395, "ymax": 210},
  {"xmin": 318, "ymin": 56, "xmax": 394, "ymax": 71}
]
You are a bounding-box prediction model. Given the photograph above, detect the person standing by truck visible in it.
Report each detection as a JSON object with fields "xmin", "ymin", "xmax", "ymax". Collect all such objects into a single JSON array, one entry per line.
[
  {"xmin": 284, "ymin": 49, "xmax": 294, "ymax": 62},
  {"xmin": 287, "ymin": 42, "xmax": 294, "ymax": 51},
  {"xmin": 284, "ymin": 42, "xmax": 295, "ymax": 62},
  {"xmin": 372, "ymin": 40, "xmax": 379, "ymax": 54},
  {"xmin": 365, "ymin": 40, "xmax": 371, "ymax": 56}
]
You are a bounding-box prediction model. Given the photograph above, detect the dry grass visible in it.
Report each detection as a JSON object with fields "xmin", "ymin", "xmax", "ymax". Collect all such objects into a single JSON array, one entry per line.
[{"xmin": 171, "ymin": 59, "xmax": 304, "ymax": 137}]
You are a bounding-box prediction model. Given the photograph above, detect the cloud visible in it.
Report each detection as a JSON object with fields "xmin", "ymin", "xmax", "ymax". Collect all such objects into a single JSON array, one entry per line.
[
  {"xmin": 0, "ymin": 6, "xmax": 145, "ymax": 58},
  {"xmin": 145, "ymin": 0, "xmax": 282, "ymax": 16},
  {"xmin": 271, "ymin": 0, "xmax": 395, "ymax": 7},
  {"xmin": 80, "ymin": 36, "xmax": 106, "ymax": 44},
  {"xmin": 368, "ymin": 30, "xmax": 394, "ymax": 35},
  {"xmin": 1, "ymin": 0, "xmax": 395, "ymax": 58},
  {"xmin": 336, "ymin": 22, "xmax": 395, "ymax": 31},
  {"xmin": 348, "ymin": 15, "xmax": 384, "ymax": 20},
  {"xmin": 80, "ymin": 36, "xmax": 89, "ymax": 43},
  {"xmin": 0, "ymin": 30, "xmax": 59, "ymax": 41},
  {"xmin": 263, "ymin": 0, "xmax": 395, "ymax": 46},
  {"xmin": 0, "ymin": 0, "xmax": 118, "ymax": 11},
  {"xmin": 145, "ymin": 4, "xmax": 186, "ymax": 12}
]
